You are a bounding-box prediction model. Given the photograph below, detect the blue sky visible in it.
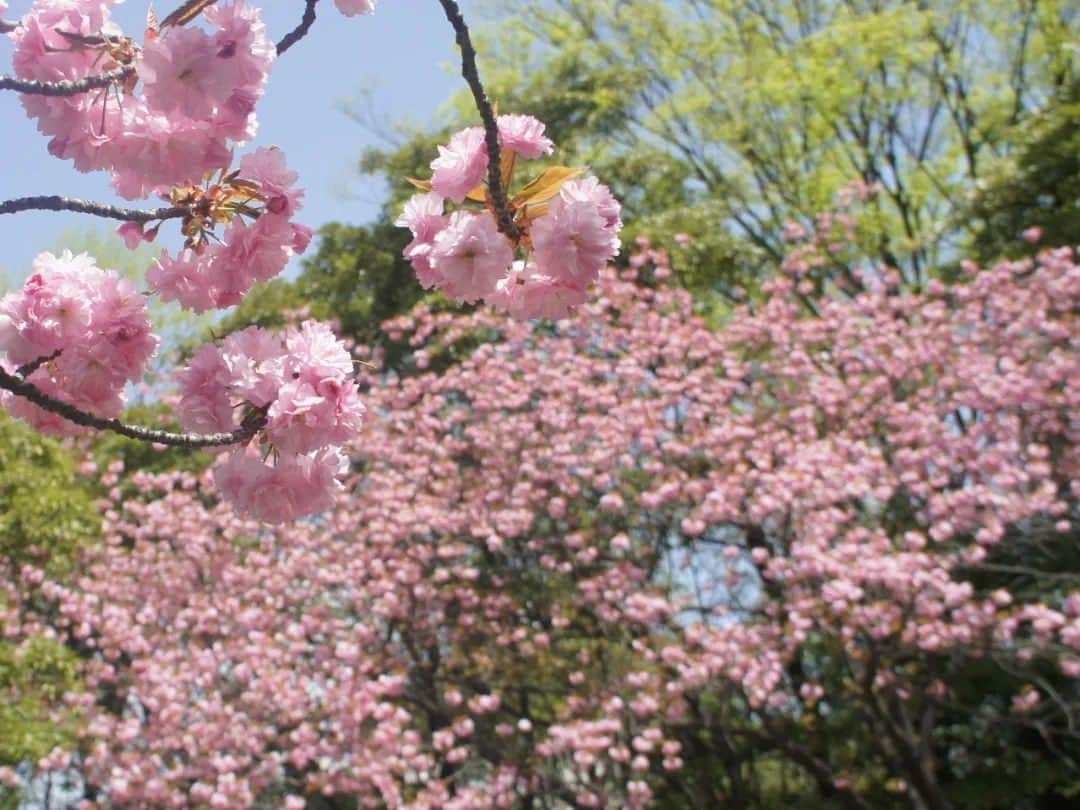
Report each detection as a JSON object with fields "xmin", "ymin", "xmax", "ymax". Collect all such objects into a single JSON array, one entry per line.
[{"xmin": 0, "ymin": 0, "xmax": 464, "ymax": 280}]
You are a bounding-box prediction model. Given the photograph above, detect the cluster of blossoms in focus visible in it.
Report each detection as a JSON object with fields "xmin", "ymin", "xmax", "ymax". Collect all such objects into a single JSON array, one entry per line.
[
  {"xmin": 12, "ymin": 0, "xmax": 276, "ymax": 198},
  {"xmin": 10, "ymin": 0, "xmax": 372, "ymax": 198},
  {"xmin": 1, "ymin": 1, "xmax": 620, "ymax": 520},
  {"xmin": 397, "ymin": 115, "xmax": 623, "ymax": 320},
  {"xmin": 143, "ymin": 146, "xmax": 313, "ymax": 312},
  {"xmin": 11, "ymin": 0, "xmax": 318, "ymax": 311},
  {"xmin": 0, "ymin": 0, "xmax": 383, "ymax": 519},
  {"xmin": 177, "ymin": 321, "xmax": 365, "ymax": 523},
  {"xmin": 0, "ymin": 251, "xmax": 157, "ymax": 434}
]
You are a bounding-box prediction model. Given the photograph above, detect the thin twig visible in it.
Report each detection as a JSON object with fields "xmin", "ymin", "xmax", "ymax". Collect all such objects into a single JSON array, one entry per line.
[
  {"xmin": 277, "ymin": 0, "xmax": 320, "ymax": 55},
  {"xmin": 0, "ymin": 18, "xmax": 18, "ymax": 34},
  {"xmin": 435, "ymin": 0, "xmax": 522, "ymax": 242},
  {"xmin": 0, "ymin": 367, "xmax": 263, "ymax": 449},
  {"xmin": 0, "ymin": 196, "xmax": 184, "ymax": 224},
  {"xmin": 15, "ymin": 351, "xmax": 61, "ymax": 380},
  {"xmin": 0, "ymin": 65, "xmax": 135, "ymax": 96}
]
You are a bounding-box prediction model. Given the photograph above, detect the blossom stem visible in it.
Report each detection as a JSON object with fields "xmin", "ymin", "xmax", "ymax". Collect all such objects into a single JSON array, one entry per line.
[
  {"xmin": 435, "ymin": 0, "xmax": 522, "ymax": 242},
  {"xmin": 0, "ymin": 367, "xmax": 264, "ymax": 448},
  {"xmin": 0, "ymin": 196, "xmax": 184, "ymax": 223}
]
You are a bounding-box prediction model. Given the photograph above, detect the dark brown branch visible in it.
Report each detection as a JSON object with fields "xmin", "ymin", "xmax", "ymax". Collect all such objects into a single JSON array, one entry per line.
[
  {"xmin": 0, "ymin": 65, "xmax": 135, "ymax": 96},
  {"xmin": 0, "ymin": 18, "xmax": 16, "ymax": 35},
  {"xmin": 435, "ymin": 0, "xmax": 522, "ymax": 242},
  {"xmin": 277, "ymin": 0, "xmax": 320, "ymax": 55},
  {"xmin": 0, "ymin": 367, "xmax": 263, "ymax": 449},
  {"xmin": 0, "ymin": 195, "xmax": 184, "ymax": 224}
]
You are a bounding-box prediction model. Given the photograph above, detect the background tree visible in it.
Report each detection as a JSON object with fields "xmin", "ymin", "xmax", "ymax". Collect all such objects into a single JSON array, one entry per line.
[
  {"xmin": 226, "ymin": 1, "xmax": 1076, "ymax": 348},
  {"xmin": 0, "ymin": 413, "xmax": 96, "ymax": 797},
  {"xmin": 9, "ymin": 225, "xmax": 1080, "ymax": 808},
  {"xmin": 966, "ymin": 81, "xmax": 1080, "ymax": 262}
]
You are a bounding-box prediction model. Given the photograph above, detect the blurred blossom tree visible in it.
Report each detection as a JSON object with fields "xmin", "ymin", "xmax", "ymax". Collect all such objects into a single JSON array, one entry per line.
[{"xmin": 5, "ymin": 217, "xmax": 1079, "ymax": 807}]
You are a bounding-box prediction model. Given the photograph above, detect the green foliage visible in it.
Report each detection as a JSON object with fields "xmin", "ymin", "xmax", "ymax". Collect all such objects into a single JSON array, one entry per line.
[
  {"xmin": 968, "ymin": 86, "xmax": 1080, "ymax": 262},
  {"xmin": 0, "ymin": 413, "xmax": 98, "ymax": 577},
  {"xmin": 450, "ymin": 0, "xmax": 1078, "ymax": 294},
  {"xmin": 0, "ymin": 637, "xmax": 83, "ymax": 766},
  {"xmin": 0, "ymin": 417, "xmax": 94, "ymax": 769}
]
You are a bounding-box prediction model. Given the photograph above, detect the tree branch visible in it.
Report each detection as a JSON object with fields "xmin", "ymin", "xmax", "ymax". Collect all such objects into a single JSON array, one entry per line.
[
  {"xmin": 276, "ymin": 0, "xmax": 320, "ymax": 55},
  {"xmin": 0, "ymin": 367, "xmax": 263, "ymax": 449},
  {"xmin": 15, "ymin": 351, "xmax": 61, "ymax": 380},
  {"xmin": 0, "ymin": 65, "xmax": 135, "ymax": 96},
  {"xmin": 435, "ymin": 0, "xmax": 522, "ymax": 242},
  {"xmin": 0, "ymin": 195, "xmax": 184, "ymax": 224}
]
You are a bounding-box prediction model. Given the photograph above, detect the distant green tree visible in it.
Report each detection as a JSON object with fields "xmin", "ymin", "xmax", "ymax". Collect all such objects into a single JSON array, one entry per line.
[
  {"xmin": 967, "ymin": 83, "xmax": 1080, "ymax": 262},
  {"xmin": 0, "ymin": 637, "xmax": 84, "ymax": 766},
  {"xmin": 0, "ymin": 414, "xmax": 98, "ymax": 577},
  {"xmin": 0, "ymin": 414, "xmax": 96, "ymax": 775},
  {"xmin": 355, "ymin": 0, "xmax": 1076, "ymax": 302}
]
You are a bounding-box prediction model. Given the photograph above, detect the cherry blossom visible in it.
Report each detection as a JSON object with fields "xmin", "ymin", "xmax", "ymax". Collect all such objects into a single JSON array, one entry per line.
[
  {"xmin": 399, "ymin": 117, "xmax": 622, "ymax": 318},
  {"xmin": 175, "ymin": 321, "xmax": 365, "ymax": 521},
  {"xmin": 0, "ymin": 251, "xmax": 157, "ymax": 434},
  {"xmin": 145, "ymin": 147, "xmax": 310, "ymax": 312},
  {"xmin": 11, "ymin": 0, "xmax": 276, "ymax": 198},
  {"xmin": 497, "ymin": 113, "xmax": 555, "ymax": 159},
  {"xmin": 430, "ymin": 126, "xmax": 489, "ymax": 203},
  {"xmin": 429, "ymin": 211, "xmax": 514, "ymax": 302}
]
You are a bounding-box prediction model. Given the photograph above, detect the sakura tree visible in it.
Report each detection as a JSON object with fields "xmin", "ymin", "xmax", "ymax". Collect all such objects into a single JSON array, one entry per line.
[
  {"xmin": 5, "ymin": 217, "xmax": 1078, "ymax": 806},
  {"xmin": 0, "ymin": 0, "xmax": 620, "ymax": 521}
]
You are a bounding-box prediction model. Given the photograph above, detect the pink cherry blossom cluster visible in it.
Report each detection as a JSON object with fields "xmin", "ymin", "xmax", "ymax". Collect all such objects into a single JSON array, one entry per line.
[
  {"xmin": 177, "ymin": 320, "xmax": 364, "ymax": 523},
  {"xmin": 0, "ymin": 1, "xmax": 389, "ymax": 521},
  {"xmin": 11, "ymin": 0, "xmax": 274, "ymax": 198},
  {"xmin": 8, "ymin": 0, "xmax": 375, "ymax": 199},
  {"xmin": 144, "ymin": 146, "xmax": 313, "ymax": 312},
  {"xmin": 397, "ymin": 115, "xmax": 623, "ymax": 319},
  {"xmin": 0, "ymin": 250, "xmax": 157, "ymax": 435}
]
